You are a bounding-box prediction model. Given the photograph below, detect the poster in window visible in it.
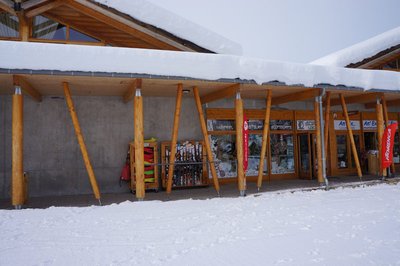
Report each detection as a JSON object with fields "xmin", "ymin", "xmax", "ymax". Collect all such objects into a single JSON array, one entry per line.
[
  {"xmin": 246, "ymin": 134, "xmax": 268, "ymax": 176},
  {"xmin": 209, "ymin": 135, "xmax": 237, "ymax": 178}
]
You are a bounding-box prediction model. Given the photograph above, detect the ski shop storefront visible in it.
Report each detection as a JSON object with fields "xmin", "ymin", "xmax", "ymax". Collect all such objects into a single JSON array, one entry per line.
[{"xmin": 1, "ymin": 41, "xmax": 400, "ymax": 208}]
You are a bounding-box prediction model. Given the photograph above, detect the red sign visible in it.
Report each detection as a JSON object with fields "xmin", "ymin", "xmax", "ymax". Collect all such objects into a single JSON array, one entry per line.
[
  {"xmin": 243, "ymin": 114, "xmax": 249, "ymax": 172},
  {"xmin": 381, "ymin": 123, "xmax": 398, "ymax": 169}
]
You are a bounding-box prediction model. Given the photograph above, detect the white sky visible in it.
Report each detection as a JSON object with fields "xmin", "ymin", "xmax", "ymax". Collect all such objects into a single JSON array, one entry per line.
[{"xmin": 147, "ymin": 0, "xmax": 400, "ymax": 63}]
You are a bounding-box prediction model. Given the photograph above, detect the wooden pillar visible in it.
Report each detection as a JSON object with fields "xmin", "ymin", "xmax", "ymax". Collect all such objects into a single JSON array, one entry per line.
[
  {"xmin": 134, "ymin": 79, "xmax": 145, "ymax": 200},
  {"xmin": 381, "ymin": 95, "xmax": 395, "ymax": 175},
  {"xmin": 257, "ymin": 89, "xmax": 271, "ymax": 190},
  {"xmin": 340, "ymin": 94, "xmax": 362, "ymax": 178},
  {"xmin": 63, "ymin": 82, "xmax": 101, "ymax": 203},
  {"xmin": 193, "ymin": 87, "xmax": 220, "ymax": 195},
  {"xmin": 18, "ymin": 13, "xmax": 29, "ymax": 42},
  {"xmin": 12, "ymin": 86, "xmax": 24, "ymax": 208},
  {"xmin": 324, "ymin": 92, "xmax": 331, "ymax": 156},
  {"xmin": 235, "ymin": 92, "xmax": 245, "ymax": 196},
  {"xmin": 166, "ymin": 84, "xmax": 183, "ymax": 194},
  {"xmin": 314, "ymin": 98, "xmax": 324, "ymax": 184},
  {"xmin": 376, "ymin": 101, "xmax": 384, "ymax": 177}
]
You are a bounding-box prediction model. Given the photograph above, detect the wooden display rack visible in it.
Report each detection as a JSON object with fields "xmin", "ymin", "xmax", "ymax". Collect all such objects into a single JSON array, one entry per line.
[
  {"xmin": 161, "ymin": 141, "xmax": 209, "ymax": 189},
  {"xmin": 130, "ymin": 142, "xmax": 159, "ymax": 192}
]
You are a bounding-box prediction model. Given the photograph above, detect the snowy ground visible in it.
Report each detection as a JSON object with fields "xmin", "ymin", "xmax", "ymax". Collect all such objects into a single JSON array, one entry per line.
[{"xmin": 1, "ymin": 183, "xmax": 400, "ymax": 266}]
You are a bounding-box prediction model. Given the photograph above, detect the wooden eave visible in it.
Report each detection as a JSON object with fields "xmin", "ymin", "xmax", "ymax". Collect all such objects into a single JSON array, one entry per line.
[
  {"xmin": 86, "ymin": 0, "xmax": 214, "ymax": 53},
  {"xmin": 346, "ymin": 44, "xmax": 400, "ymax": 69},
  {"xmin": 1, "ymin": 72, "xmax": 400, "ymax": 105},
  {"xmin": 20, "ymin": 0, "xmax": 215, "ymax": 52}
]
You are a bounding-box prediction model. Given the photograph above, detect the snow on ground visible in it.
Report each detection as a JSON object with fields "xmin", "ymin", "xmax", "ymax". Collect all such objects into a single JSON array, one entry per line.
[
  {"xmin": 310, "ymin": 26, "xmax": 400, "ymax": 67},
  {"xmin": 1, "ymin": 184, "xmax": 400, "ymax": 266},
  {"xmin": 1, "ymin": 41, "xmax": 400, "ymax": 92}
]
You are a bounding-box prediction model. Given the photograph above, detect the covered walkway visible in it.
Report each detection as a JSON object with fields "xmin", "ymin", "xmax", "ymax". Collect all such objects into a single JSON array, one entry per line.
[{"xmin": 1, "ymin": 175, "xmax": 398, "ymax": 209}]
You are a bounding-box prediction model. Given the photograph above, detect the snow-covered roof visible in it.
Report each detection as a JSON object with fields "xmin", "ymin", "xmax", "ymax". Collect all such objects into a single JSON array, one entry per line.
[
  {"xmin": 92, "ymin": 0, "xmax": 242, "ymax": 55},
  {"xmin": 1, "ymin": 41, "xmax": 400, "ymax": 92},
  {"xmin": 310, "ymin": 26, "xmax": 400, "ymax": 67}
]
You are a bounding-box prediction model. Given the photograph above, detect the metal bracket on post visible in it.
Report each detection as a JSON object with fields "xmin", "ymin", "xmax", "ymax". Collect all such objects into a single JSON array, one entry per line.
[
  {"xmin": 318, "ymin": 90, "xmax": 329, "ymax": 188},
  {"xmin": 15, "ymin": 86, "xmax": 22, "ymax": 95},
  {"xmin": 236, "ymin": 92, "xmax": 241, "ymax": 100},
  {"xmin": 135, "ymin": 88, "xmax": 141, "ymax": 97}
]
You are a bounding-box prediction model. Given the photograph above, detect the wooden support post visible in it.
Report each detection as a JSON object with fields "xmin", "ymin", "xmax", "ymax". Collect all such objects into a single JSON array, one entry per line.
[
  {"xmin": 376, "ymin": 102, "xmax": 384, "ymax": 177},
  {"xmin": 12, "ymin": 86, "xmax": 24, "ymax": 208},
  {"xmin": 166, "ymin": 84, "xmax": 183, "ymax": 194},
  {"xmin": 340, "ymin": 94, "xmax": 362, "ymax": 178},
  {"xmin": 134, "ymin": 80, "xmax": 145, "ymax": 200},
  {"xmin": 324, "ymin": 92, "xmax": 331, "ymax": 156},
  {"xmin": 236, "ymin": 92, "xmax": 245, "ymax": 196},
  {"xmin": 381, "ymin": 95, "xmax": 395, "ymax": 175},
  {"xmin": 257, "ymin": 89, "xmax": 271, "ymax": 190},
  {"xmin": 17, "ymin": 12, "xmax": 29, "ymax": 42},
  {"xmin": 63, "ymin": 82, "xmax": 101, "ymax": 203},
  {"xmin": 314, "ymin": 98, "xmax": 324, "ymax": 184},
  {"xmin": 193, "ymin": 87, "xmax": 220, "ymax": 195}
]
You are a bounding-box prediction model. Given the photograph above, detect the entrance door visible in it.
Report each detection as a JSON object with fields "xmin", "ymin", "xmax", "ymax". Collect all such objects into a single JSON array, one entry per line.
[
  {"xmin": 298, "ymin": 133, "xmax": 318, "ymax": 179},
  {"xmin": 298, "ymin": 134, "xmax": 312, "ymax": 179}
]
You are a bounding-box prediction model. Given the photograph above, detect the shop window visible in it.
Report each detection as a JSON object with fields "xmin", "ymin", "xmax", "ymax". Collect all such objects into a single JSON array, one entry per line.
[
  {"xmin": 337, "ymin": 135, "xmax": 348, "ymax": 168},
  {"xmin": 364, "ymin": 132, "xmax": 377, "ymax": 151},
  {"xmin": 270, "ymin": 134, "xmax": 295, "ymax": 174},
  {"xmin": 351, "ymin": 134, "xmax": 361, "ymax": 168},
  {"xmin": 0, "ymin": 12, "xmax": 19, "ymax": 38},
  {"xmin": 210, "ymin": 135, "xmax": 237, "ymax": 178},
  {"xmin": 247, "ymin": 134, "xmax": 268, "ymax": 176},
  {"xmin": 394, "ymin": 132, "xmax": 400, "ymax": 164}
]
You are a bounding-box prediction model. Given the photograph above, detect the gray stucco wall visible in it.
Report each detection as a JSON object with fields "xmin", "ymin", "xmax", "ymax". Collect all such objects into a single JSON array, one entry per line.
[
  {"xmin": 0, "ymin": 95, "xmax": 206, "ymax": 199},
  {"xmin": 0, "ymin": 94, "xmax": 398, "ymax": 199}
]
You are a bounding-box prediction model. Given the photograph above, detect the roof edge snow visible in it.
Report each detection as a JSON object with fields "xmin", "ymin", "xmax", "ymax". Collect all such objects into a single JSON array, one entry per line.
[
  {"xmin": 1, "ymin": 41, "xmax": 399, "ymax": 92},
  {"xmin": 310, "ymin": 26, "xmax": 400, "ymax": 67},
  {"xmin": 91, "ymin": 0, "xmax": 243, "ymax": 55}
]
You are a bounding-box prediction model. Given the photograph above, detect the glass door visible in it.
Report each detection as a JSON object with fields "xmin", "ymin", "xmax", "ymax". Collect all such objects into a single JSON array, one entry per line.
[{"xmin": 298, "ymin": 133, "xmax": 312, "ymax": 179}]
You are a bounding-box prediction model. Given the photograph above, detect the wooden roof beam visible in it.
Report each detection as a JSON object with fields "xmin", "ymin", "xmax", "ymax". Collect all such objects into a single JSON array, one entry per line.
[
  {"xmin": 271, "ymin": 88, "xmax": 321, "ymax": 105},
  {"xmin": 330, "ymin": 92, "xmax": 383, "ymax": 106},
  {"xmin": 64, "ymin": 0, "xmax": 193, "ymax": 52},
  {"xmin": 22, "ymin": 0, "xmax": 51, "ymax": 10},
  {"xmin": 0, "ymin": 0, "xmax": 16, "ymax": 16},
  {"xmin": 365, "ymin": 98, "xmax": 400, "ymax": 109},
  {"xmin": 25, "ymin": 0, "xmax": 64, "ymax": 18},
  {"xmin": 13, "ymin": 75, "xmax": 42, "ymax": 102},
  {"xmin": 123, "ymin": 79, "xmax": 142, "ymax": 103},
  {"xmin": 200, "ymin": 84, "xmax": 240, "ymax": 104}
]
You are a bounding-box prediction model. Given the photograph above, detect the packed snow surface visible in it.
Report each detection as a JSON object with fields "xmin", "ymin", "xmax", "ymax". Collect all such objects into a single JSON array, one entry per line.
[
  {"xmin": 1, "ymin": 41, "xmax": 400, "ymax": 91},
  {"xmin": 93, "ymin": 0, "xmax": 242, "ymax": 55},
  {"xmin": 1, "ymin": 184, "xmax": 400, "ymax": 265},
  {"xmin": 311, "ymin": 26, "xmax": 400, "ymax": 67}
]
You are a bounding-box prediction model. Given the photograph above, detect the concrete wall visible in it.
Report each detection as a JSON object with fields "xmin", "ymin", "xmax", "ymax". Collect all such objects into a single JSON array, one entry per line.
[
  {"xmin": 1, "ymin": 94, "xmax": 399, "ymax": 199},
  {"xmin": 0, "ymin": 95, "xmax": 205, "ymax": 199}
]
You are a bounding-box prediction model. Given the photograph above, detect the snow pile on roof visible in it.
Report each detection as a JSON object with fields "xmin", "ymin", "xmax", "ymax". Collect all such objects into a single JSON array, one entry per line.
[
  {"xmin": 93, "ymin": 0, "xmax": 242, "ymax": 55},
  {"xmin": 1, "ymin": 184, "xmax": 400, "ymax": 265},
  {"xmin": 310, "ymin": 26, "xmax": 400, "ymax": 67},
  {"xmin": 1, "ymin": 41, "xmax": 400, "ymax": 91}
]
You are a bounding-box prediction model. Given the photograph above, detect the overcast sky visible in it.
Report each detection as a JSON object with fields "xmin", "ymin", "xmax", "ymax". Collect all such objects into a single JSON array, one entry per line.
[{"xmin": 147, "ymin": 0, "xmax": 400, "ymax": 63}]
